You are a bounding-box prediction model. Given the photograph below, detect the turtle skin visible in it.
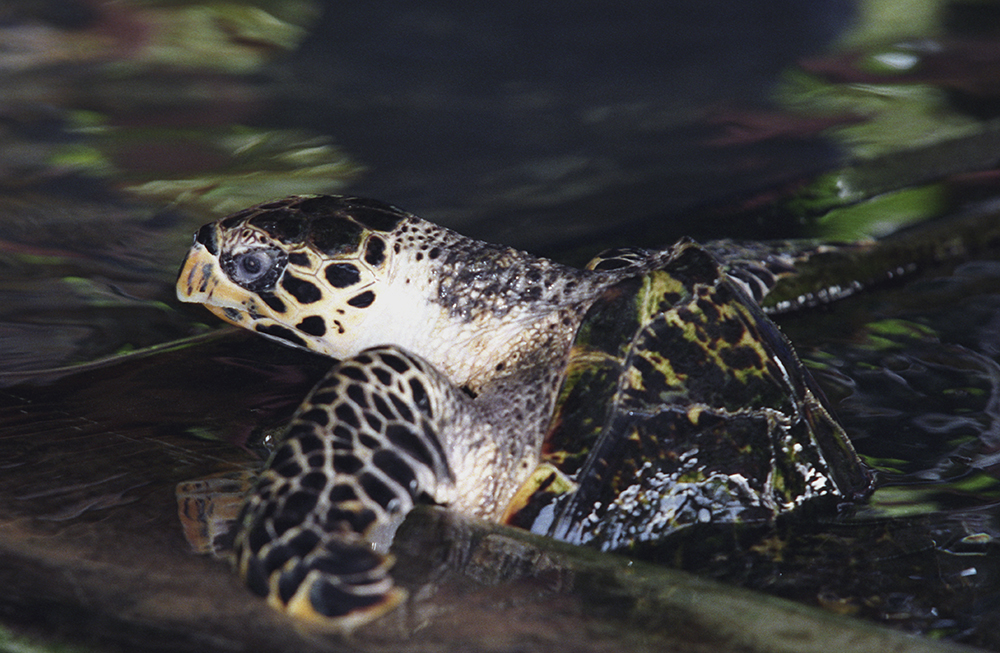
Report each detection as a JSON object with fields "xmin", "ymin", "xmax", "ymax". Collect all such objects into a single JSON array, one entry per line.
[{"xmin": 175, "ymin": 195, "xmax": 872, "ymax": 631}]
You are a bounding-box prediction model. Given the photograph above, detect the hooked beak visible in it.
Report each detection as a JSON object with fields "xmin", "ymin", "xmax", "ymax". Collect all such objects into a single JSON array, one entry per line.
[
  {"xmin": 176, "ymin": 241, "xmax": 217, "ymax": 304},
  {"xmin": 176, "ymin": 241, "xmax": 249, "ymax": 327}
]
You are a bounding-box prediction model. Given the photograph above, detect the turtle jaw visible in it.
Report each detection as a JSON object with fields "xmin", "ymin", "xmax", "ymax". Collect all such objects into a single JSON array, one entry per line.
[{"xmin": 176, "ymin": 240, "xmax": 253, "ymax": 329}]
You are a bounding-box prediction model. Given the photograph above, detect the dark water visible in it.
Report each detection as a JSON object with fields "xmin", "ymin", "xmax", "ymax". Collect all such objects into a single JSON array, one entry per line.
[
  {"xmin": 3, "ymin": 2, "xmax": 1000, "ymax": 652},
  {"xmin": 274, "ymin": 0, "xmax": 854, "ymax": 248},
  {"xmin": 751, "ymin": 253, "xmax": 1000, "ymax": 644}
]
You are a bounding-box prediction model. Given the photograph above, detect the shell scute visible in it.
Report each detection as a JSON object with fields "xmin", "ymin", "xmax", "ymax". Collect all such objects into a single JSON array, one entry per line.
[
  {"xmin": 512, "ymin": 240, "xmax": 872, "ymax": 550},
  {"xmin": 248, "ymin": 209, "xmax": 309, "ymax": 244},
  {"xmin": 310, "ymin": 216, "xmax": 366, "ymax": 255}
]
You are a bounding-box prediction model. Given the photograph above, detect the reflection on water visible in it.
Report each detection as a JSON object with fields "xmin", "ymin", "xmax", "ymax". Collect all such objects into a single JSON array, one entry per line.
[
  {"xmin": 3, "ymin": 1, "xmax": 1000, "ymax": 652},
  {"xmin": 775, "ymin": 256, "xmax": 1000, "ymax": 644}
]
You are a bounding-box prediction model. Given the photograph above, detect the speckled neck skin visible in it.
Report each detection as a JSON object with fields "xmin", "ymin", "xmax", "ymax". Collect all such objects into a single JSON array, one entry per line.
[
  {"xmin": 379, "ymin": 217, "xmax": 635, "ymax": 393},
  {"xmin": 366, "ymin": 218, "xmax": 674, "ymax": 519}
]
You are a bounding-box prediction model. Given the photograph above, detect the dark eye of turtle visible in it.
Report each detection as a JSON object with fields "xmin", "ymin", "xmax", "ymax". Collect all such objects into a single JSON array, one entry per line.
[
  {"xmin": 238, "ymin": 252, "xmax": 269, "ymax": 278},
  {"xmin": 222, "ymin": 248, "xmax": 286, "ymax": 291}
]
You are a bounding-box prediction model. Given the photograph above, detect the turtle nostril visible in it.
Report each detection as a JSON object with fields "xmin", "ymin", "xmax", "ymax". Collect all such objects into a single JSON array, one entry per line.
[{"xmin": 195, "ymin": 224, "xmax": 219, "ymax": 255}]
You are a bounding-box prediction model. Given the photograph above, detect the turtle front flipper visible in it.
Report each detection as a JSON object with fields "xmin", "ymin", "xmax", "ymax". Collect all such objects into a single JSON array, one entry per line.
[{"xmin": 232, "ymin": 346, "xmax": 458, "ymax": 631}]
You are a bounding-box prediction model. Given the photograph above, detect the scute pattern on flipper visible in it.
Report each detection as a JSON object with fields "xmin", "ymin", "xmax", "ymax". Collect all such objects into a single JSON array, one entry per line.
[
  {"xmin": 232, "ymin": 345, "xmax": 457, "ymax": 630},
  {"xmin": 703, "ymin": 238, "xmax": 876, "ymax": 312},
  {"xmin": 509, "ymin": 241, "xmax": 872, "ymax": 549}
]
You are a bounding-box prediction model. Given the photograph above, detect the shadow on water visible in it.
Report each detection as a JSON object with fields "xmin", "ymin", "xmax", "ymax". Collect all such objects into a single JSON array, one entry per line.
[{"xmin": 270, "ymin": 0, "xmax": 854, "ymax": 249}]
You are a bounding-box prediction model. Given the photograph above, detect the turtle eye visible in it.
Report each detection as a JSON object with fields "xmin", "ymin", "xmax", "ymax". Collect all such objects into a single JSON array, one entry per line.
[
  {"xmin": 223, "ymin": 248, "xmax": 285, "ymax": 291},
  {"xmin": 235, "ymin": 251, "xmax": 271, "ymax": 281}
]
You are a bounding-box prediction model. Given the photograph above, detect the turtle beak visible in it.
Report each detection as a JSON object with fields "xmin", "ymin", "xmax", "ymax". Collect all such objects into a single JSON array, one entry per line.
[
  {"xmin": 176, "ymin": 241, "xmax": 221, "ymax": 305},
  {"xmin": 176, "ymin": 239, "xmax": 250, "ymax": 327}
]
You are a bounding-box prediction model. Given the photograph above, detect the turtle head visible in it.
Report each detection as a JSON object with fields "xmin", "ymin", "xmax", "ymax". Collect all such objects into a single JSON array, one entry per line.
[{"xmin": 177, "ymin": 195, "xmax": 409, "ymax": 359}]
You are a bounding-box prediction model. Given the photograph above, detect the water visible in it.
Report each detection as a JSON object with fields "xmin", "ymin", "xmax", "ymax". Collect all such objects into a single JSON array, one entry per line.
[{"xmin": 2, "ymin": 2, "xmax": 1000, "ymax": 652}]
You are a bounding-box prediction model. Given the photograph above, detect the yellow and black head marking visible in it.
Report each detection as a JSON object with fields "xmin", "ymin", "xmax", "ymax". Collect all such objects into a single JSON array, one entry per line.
[{"xmin": 177, "ymin": 196, "xmax": 406, "ymax": 358}]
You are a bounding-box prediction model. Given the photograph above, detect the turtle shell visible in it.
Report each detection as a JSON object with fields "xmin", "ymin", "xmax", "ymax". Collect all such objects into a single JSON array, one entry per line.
[{"xmin": 507, "ymin": 239, "xmax": 873, "ymax": 550}]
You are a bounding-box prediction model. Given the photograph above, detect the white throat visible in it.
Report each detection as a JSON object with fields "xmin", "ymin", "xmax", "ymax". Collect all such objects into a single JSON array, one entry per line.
[{"xmin": 342, "ymin": 247, "xmax": 582, "ymax": 390}]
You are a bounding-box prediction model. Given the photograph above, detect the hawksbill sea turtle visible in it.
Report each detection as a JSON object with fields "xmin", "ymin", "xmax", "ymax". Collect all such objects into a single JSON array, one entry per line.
[{"xmin": 175, "ymin": 195, "xmax": 872, "ymax": 631}]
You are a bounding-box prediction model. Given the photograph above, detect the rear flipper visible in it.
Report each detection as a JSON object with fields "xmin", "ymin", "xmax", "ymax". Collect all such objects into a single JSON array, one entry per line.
[{"xmin": 231, "ymin": 345, "xmax": 457, "ymax": 631}]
